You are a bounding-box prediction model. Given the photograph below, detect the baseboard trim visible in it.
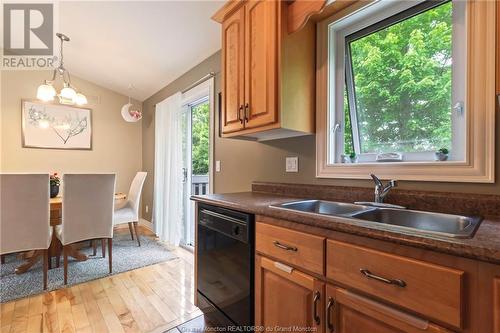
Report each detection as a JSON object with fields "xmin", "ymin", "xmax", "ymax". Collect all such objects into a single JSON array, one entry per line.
[{"xmin": 139, "ymin": 218, "xmax": 154, "ymax": 233}]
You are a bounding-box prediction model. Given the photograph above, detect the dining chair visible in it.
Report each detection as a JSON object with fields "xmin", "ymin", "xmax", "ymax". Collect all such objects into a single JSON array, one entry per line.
[
  {"xmin": 113, "ymin": 172, "xmax": 147, "ymax": 246},
  {"xmin": 56, "ymin": 173, "xmax": 116, "ymax": 284},
  {"xmin": 0, "ymin": 174, "xmax": 51, "ymax": 289}
]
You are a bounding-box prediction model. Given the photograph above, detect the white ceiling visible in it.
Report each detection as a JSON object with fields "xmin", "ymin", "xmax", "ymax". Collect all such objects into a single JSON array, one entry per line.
[{"xmin": 59, "ymin": 1, "xmax": 223, "ymax": 101}]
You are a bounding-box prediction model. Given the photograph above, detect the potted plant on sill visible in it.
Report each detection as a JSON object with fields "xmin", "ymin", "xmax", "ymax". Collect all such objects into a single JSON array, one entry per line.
[
  {"xmin": 50, "ymin": 173, "xmax": 60, "ymax": 198},
  {"xmin": 342, "ymin": 152, "xmax": 357, "ymax": 164},
  {"xmin": 435, "ymin": 148, "xmax": 449, "ymax": 161}
]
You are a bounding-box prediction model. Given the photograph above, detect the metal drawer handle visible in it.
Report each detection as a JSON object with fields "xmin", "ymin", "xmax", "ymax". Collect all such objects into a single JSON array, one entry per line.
[
  {"xmin": 313, "ymin": 291, "xmax": 321, "ymax": 325},
  {"xmin": 244, "ymin": 103, "xmax": 249, "ymax": 122},
  {"xmin": 238, "ymin": 105, "xmax": 244, "ymax": 124},
  {"xmin": 273, "ymin": 241, "xmax": 297, "ymax": 252},
  {"xmin": 326, "ymin": 297, "xmax": 335, "ymax": 332},
  {"xmin": 360, "ymin": 269, "xmax": 406, "ymax": 288}
]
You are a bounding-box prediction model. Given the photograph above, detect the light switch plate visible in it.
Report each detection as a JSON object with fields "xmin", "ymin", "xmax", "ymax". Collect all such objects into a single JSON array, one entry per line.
[
  {"xmin": 215, "ymin": 160, "xmax": 221, "ymax": 172},
  {"xmin": 286, "ymin": 157, "xmax": 298, "ymax": 172}
]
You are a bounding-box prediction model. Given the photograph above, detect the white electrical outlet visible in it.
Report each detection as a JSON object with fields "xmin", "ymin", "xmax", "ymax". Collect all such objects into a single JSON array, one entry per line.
[
  {"xmin": 285, "ymin": 157, "xmax": 298, "ymax": 172},
  {"xmin": 145, "ymin": 205, "xmax": 149, "ymax": 213},
  {"xmin": 216, "ymin": 160, "xmax": 221, "ymax": 172}
]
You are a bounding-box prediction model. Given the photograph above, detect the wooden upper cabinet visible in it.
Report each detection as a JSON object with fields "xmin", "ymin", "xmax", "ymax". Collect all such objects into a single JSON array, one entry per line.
[
  {"xmin": 221, "ymin": 6, "xmax": 245, "ymax": 134},
  {"xmin": 244, "ymin": 0, "xmax": 278, "ymax": 130},
  {"xmin": 255, "ymin": 255, "xmax": 324, "ymax": 333},
  {"xmin": 326, "ymin": 286, "xmax": 452, "ymax": 333},
  {"xmin": 213, "ymin": 0, "xmax": 315, "ymax": 141},
  {"xmin": 497, "ymin": 0, "xmax": 499, "ymax": 95}
]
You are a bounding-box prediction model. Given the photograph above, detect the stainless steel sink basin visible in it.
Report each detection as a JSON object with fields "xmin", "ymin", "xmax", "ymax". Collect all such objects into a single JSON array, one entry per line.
[
  {"xmin": 271, "ymin": 200, "xmax": 482, "ymax": 239},
  {"xmin": 351, "ymin": 208, "xmax": 482, "ymax": 238},
  {"xmin": 272, "ymin": 200, "xmax": 375, "ymax": 217}
]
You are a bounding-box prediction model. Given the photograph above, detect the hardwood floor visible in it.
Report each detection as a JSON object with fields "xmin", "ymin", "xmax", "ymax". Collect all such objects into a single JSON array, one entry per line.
[{"xmin": 0, "ymin": 227, "xmax": 201, "ymax": 333}]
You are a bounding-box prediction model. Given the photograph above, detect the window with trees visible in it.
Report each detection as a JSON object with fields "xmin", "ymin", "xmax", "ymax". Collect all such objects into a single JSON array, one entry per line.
[
  {"xmin": 331, "ymin": 0, "xmax": 465, "ymax": 164},
  {"xmin": 316, "ymin": 0, "xmax": 495, "ymax": 182}
]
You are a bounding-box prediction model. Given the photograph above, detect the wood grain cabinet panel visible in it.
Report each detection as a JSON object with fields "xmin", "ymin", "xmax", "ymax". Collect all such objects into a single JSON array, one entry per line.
[
  {"xmin": 497, "ymin": 0, "xmax": 499, "ymax": 95},
  {"xmin": 256, "ymin": 222, "xmax": 325, "ymax": 275},
  {"xmin": 244, "ymin": 0, "xmax": 278, "ymax": 130},
  {"xmin": 327, "ymin": 240, "xmax": 464, "ymax": 329},
  {"xmin": 213, "ymin": 0, "xmax": 315, "ymax": 140},
  {"xmin": 221, "ymin": 6, "xmax": 245, "ymax": 134},
  {"xmin": 326, "ymin": 285, "xmax": 452, "ymax": 333},
  {"xmin": 495, "ymin": 278, "xmax": 500, "ymax": 333},
  {"xmin": 255, "ymin": 255, "xmax": 324, "ymax": 333}
]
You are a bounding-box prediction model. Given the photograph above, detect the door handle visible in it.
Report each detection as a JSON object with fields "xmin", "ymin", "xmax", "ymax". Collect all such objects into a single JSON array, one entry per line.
[
  {"xmin": 182, "ymin": 167, "xmax": 187, "ymax": 183},
  {"xmin": 238, "ymin": 105, "xmax": 244, "ymax": 124},
  {"xmin": 244, "ymin": 103, "xmax": 249, "ymax": 122},
  {"xmin": 313, "ymin": 291, "xmax": 321, "ymax": 325},
  {"xmin": 326, "ymin": 297, "xmax": 335, "ymax": 332},
  {"xmin": 360, "ymin": 269, "xmax": 406, "ymax": 288},
  {"xmin": 273, "ymin": 241, "xmax": 297, "ymax": 252}
]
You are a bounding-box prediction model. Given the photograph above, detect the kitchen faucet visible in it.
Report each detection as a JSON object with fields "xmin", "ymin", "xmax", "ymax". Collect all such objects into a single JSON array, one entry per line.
[{"xmin": 371, "ymin": 174, "xmax": 398, "ymax": 203}]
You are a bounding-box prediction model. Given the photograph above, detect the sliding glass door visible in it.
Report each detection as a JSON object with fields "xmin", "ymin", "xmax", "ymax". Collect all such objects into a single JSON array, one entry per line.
[{"xmin": 180, "ymin": 97, "xmax": 210, "ymax": 248}]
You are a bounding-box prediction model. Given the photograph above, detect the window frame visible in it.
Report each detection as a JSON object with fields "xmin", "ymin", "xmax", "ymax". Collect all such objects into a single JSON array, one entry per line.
[{"xmin": 316, "ymin": 0, "xmax": 496, "ymax": 182}]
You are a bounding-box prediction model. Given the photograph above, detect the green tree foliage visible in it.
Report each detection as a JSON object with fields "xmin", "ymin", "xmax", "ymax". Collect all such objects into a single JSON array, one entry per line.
[
  {"xmin": 345, "ymin": 2, "xmax": 452, "ymax": 154},
  {"xmin": 191, "ymin": 102, "xmax": 209, "ymax": 175}
]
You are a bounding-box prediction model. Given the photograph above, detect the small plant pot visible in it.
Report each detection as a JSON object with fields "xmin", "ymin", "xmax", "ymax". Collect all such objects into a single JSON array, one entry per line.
[
  {"xmin": 434, "ymin": 152, "xmax": 449, "ymax": 161},
  {"xmin": 50, "ymin": 185, "xmax": 59, "ymax": 198}
]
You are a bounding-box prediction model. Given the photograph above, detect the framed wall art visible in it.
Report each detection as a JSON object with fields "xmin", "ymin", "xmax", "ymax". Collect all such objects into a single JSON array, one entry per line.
[{"xmin": 22, "ymin": 100, "xmax": 92, "ymax": 150}]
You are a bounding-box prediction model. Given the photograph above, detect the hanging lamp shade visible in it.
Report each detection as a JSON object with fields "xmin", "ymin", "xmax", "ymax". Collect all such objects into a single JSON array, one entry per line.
[
  {"xmin": 73, "ymin": 93, "xmax": 88, "ymax": 106},
  {"xmin": 37, "ymin": 83, "xmax": 56, "ymax": 101}
]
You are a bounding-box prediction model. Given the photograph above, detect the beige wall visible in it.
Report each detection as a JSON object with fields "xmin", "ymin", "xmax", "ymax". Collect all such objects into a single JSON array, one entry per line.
[
  {"xmin": 1, "ymin": 70, "xmax": 142, "ymax": 193},
  {"xmin": 141, "ymin": 51, "xmax": 499, "ymax": 221}
]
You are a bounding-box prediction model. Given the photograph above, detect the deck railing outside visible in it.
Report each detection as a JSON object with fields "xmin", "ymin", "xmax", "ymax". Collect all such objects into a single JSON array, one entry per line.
[{"xmin": 192, "ymin": 175, "xmax": 209, "ymax": 195}]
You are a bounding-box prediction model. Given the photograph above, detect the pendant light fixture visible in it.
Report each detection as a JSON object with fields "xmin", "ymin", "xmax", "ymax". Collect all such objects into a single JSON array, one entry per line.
[
  {"xmin": 37, "ymin": 33, "xmax": 87, "ymax": 106},
  {"xmin": 121, "ymin": 85, "xmax": 142, "ymax": 122}
]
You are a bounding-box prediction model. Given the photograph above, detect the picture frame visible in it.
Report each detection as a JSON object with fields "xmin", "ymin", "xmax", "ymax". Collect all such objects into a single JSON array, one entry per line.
[{"xmin": 21, "ymin": 100, "xmax": 93, "ymax": 150}]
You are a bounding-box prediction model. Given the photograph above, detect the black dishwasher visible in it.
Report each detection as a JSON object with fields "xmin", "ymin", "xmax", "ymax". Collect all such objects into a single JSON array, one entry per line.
[{"xmin": 197, "ymin": 203, "xmax": 254, "ymax": 327}]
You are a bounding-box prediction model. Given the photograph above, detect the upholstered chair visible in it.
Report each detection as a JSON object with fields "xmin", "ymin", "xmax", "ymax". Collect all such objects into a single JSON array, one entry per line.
[
  {"xmin": 113, "ymin": 172, "xmax": 147, "ymax": 246},
  {"xmin": 0, "ymin": 174, "xmax": 51, "ymax": 289},
  {"xmin": 56, "ymin": 174, "xmax": 115, "ymax": 284}
]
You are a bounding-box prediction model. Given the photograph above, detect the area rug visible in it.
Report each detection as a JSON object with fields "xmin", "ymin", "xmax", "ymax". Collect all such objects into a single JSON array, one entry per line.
[{"xmin": 0, "ymin": 233, "xmax": 178, "ymax": 303}]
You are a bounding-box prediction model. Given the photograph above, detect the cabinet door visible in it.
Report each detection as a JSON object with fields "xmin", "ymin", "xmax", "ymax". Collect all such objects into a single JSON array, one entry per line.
[
  {"xmin": 221, "ymin": 6, "xmax": 245, "ymax": 134},
  {"xmin": 325, "ymin": 285, "xmax": 452, "ymax": 333},
  {"xmin": 494, "ymin": 278, "xmax": 500, "ymax": 333},
  {"xmin": 255, "ymin": 255, "xmax": 324, "ymax": 333},
  {"xmin": 244, "ymin": 0, "xmax": 279, "ymax": 129}
]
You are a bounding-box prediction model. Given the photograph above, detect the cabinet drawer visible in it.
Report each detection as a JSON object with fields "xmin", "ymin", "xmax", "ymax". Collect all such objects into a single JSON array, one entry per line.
[
  {"xmin": 256, "ymin": 222, "xmax": 325, "ymax": 275},
  {"xmin": 327, "ymin": 240, "xmax": 464, "ymax": 328}
]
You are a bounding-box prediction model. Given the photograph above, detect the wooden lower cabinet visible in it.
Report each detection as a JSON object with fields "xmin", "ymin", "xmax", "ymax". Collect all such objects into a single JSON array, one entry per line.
[
  {"xmin": 255, "ymin": 255, "xmax": 324, "ymax": 332},
  {"xmin": 255, "ymin": 254, "xmax": 452, "ymax": 333},
  {"xmin": 325, "ymin": 285, "xmax": 452, "ymax": 333},
  {"xmin": 495, "ymin": 278, "xmax": 500, "ymax": 333}
]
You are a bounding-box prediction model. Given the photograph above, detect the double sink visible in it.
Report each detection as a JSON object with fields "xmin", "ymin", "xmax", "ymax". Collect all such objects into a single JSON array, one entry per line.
[{"xmin": 271, "ymin": 200, "xmax": 482, "ymax": 239}]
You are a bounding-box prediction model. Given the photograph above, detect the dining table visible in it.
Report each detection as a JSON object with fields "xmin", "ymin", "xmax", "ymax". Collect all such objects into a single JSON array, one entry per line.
[{"xmin": 15, "ymin": 193, "xmax": 127, "ymax": 274}]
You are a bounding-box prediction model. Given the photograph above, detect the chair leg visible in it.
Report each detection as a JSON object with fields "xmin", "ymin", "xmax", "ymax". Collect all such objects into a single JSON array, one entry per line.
[
  {"xmin": 92, "ymin": 240, "xmax": 97, "ymax": 256},
  {"xmin": 107, "ymin": 238, "xmax": 112, "ymax": 274},
  {"xmin": 63, "ymin": 246, "xmax": 68, "ymax": 285},
  {"xmin": 43, "ymin": 249, "xmax": 48, "ymax": 290},
  {"xmin": 128, "ymin": 222, "xmax": 135, "ymax": 240},
  {"xmin": 1, "ymin": 255, "xmax": 5, "ymax": 264},
  {"xmin": 101, "ymin": 239, "xmax": 106, "ymax": 258},
  {"xmin": 56, "ymin": 254, "xmax": 60, "ymax": 268},
  {"xmin": 133, "ymin": 222, "xmax": 141, "ymax": 247}
]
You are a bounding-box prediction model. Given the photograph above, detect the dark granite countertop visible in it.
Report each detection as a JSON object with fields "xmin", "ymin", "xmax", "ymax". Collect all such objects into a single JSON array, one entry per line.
[{"xmin": 191, "ymin": 191, "xmax": 500, "ymax": 265}]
